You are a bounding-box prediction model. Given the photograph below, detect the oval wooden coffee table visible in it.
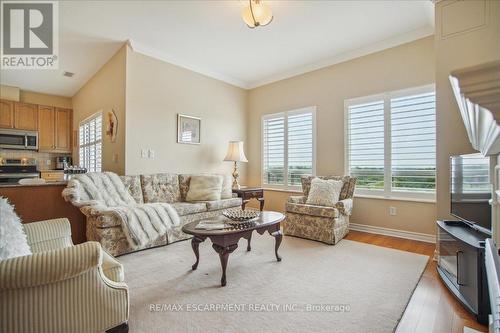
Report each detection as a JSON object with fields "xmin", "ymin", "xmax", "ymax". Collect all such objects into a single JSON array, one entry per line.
[{"xmin": 182, "ymin": 211, "xmax": 284, "ymax": 287}]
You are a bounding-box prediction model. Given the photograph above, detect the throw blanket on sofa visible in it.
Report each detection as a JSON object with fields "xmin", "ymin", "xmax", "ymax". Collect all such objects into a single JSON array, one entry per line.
[{"xmin": 62, "ymin": 172, "xmax": 181, "ymax": 249}]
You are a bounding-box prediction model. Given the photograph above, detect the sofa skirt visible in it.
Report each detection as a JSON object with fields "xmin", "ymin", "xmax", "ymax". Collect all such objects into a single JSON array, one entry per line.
[{"xmin": 283, "ymin": 212, "xmax": 350, "ymax": 245}]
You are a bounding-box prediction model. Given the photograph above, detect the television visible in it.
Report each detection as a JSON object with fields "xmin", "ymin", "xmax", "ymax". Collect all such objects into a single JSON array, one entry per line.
[{"xmin": 450, "ymin": 153, "xmax": 492, "ymax": 234}]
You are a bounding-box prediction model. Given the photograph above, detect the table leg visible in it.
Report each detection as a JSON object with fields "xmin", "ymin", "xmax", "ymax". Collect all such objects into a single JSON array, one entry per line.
[
  {"xmin": 191, "ymin": 236, "xmax": 205, "ymax": 270},
  {"xmin": 244, "ymin": 232, "xmax": 252, "ymax": 251},
  {"xmin": 270, "ymin": 230, "xmax": 282, "ymax": 262},
  {"xmin": 258, "ymin": 198, "xmax": 265, "ymax": 211},
  {"xmin": 242, "ymin": 200, "xmax": 250, "ymax": 210},
  {"xmin": 212, "ymin": 243, "xmax": 238, "ymax": 286}
]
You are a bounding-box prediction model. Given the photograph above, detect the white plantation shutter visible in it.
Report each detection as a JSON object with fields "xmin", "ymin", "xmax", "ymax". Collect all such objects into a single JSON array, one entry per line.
[
  {"xmin": 262, "ymin": 108, "xmax": 316, "ymax": 189},
  {"xmin": 263, "ymin": 115, "xmax": 285, "ymax": 186},
  {"xmin": 347, "ymin": 100, "xmax": 385, "ymax": 190},
  {"xmin": 288, "ymin": 112, "xmax": 314, "ymax": 186},
  {"xmin": 345, "ymin": 85, "xmax": 436, "ymax": 200},
  {"xmin": 79, "ymin": 113, "xmax": 102, "ymax": 172},
  {"xmin": 391, "ymin": 92, "xmax": 436, "ymax": 192}
]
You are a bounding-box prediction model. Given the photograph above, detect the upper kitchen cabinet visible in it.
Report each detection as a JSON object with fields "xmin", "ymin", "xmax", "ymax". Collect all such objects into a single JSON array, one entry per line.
[
  {"xmin": 55, "ymin": 108, "xmax": 72, "ymax": 152},
  {"xmin": 14, "ymin": 102, "xmax": 38, "ymax": 131},
  {"xmin": 38, "ymin": 106, "xmax": 72, "ymax": 153},
  {"xmin": 0, "ymin": 99, "xmax": 14, "ymax": 128},
  {"xmin": 38, "ymin": 105, "xmax": 56, "ymax": 151}
]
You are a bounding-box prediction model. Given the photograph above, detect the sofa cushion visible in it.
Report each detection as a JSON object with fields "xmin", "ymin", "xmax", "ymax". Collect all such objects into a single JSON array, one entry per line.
[
  {"xmin": 120, "ymin": 175, "xmax": 144, "ymax": 204},
  {"xmin": 179, "ymin": 174, "xmax": 233, "ymax": 201},
  {"xmin": 221, "ymin": 174, "xmax": 233, "ymax": 199},
  {"xmin": 141, "ymin": 173, "xmax": 181, "ymax": 203},
  {"xmin": 285, "ymin": 202, "xmax": 339, "ymax": 218},
  {"xmin": 301, "ymin": 176, "xmax": 356, "ymax": 200},
  {"xmin": 186, "ymin": 175, "xmax": 223, "ymax": 201},
  {"xmin": 205, "ymin": 198, "xmax": 242, "ymax": 211},
  {"xmin": 170, "ymin": 202, "xmax": 207, "ymax": 216},
  {"xmin": 306, "ymin": 178, "xmax": 343, "ymax": 207}
]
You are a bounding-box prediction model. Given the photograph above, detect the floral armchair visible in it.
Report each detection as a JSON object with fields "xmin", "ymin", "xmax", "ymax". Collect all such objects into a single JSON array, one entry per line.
[{"xmin": 284, "ymin": 176, "xmax": 356, "ymax": 245}]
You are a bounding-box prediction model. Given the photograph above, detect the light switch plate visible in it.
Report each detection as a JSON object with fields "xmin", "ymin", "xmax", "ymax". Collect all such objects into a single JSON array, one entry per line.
[
  {"xmin": 148, "ymin": 149, "xmax": 155, "ymax": 159},
  {"xmin": 389, "ymin": 207, "xmax": 397, "ymax": 216},
  {"xmin": 141, "ymin": 149, "xmax": 147, "ymax": 159}
]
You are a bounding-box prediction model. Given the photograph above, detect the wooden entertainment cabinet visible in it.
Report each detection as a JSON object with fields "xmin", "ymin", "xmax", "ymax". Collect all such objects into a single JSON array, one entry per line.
[{"xmin": 437, "ymin": 220, "xmax": 490, "ymax": 324}]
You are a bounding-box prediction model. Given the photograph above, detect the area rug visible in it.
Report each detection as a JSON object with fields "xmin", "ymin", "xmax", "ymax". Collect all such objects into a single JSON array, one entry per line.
[{"xmin": 119, "ymin": 235, "xmax": 429, "ymax": 333}]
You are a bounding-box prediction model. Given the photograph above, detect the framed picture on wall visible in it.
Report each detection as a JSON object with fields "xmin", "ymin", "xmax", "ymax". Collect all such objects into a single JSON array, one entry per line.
[{"xmin": 177, "ymin": 114, "xmax": 201, "ymax": 144}]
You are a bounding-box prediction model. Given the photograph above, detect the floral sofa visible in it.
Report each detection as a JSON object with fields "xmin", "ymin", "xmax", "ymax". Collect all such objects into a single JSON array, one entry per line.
[
  {"xmin": 66, "ymin": 173, "xmax": 242, "ymax": 256},
  {"xmin": 284, "ymin": 176, "xmax": 356, "ymax": 245}
]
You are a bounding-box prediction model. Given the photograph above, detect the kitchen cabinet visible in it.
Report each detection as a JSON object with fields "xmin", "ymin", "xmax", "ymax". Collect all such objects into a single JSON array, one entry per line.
[
  {"xmin": 14, "ymin": 102, "xmax": 38, "ymax": 131},
  {"xmin": 55, "ymin": 108, "xmax": 71, "ymax": 152},
  {"xmin": 38, "ymin": 106, "xmax": 72, "ymax": 153},
  {"xmin": 0, "ymin": 184, "xmax": 86, "ymax": 244},
  {"xmin": 0, "ymin": 99, "xmax": 14, "ymax": 128},
  {"xmin": 40, "ymin": 170, "xmax": 65, "ymax": 182},
  {"xmin": 38, "ymin": 105, "xmax": 55, "ymax": 150}
]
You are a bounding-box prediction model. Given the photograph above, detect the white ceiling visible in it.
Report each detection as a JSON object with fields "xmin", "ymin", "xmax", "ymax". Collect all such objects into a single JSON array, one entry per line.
[{"xmin": 0, "ymin": 0, "xmax": 434, "ymax": 97}]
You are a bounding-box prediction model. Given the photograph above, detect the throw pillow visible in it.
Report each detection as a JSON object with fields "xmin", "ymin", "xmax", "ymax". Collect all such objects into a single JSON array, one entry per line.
[
  {"xmin": 306, "ymin": 178, "xmax": 343, "ymax": 207},
  {"xmin": 0, "ymin": 197, "xmax": 31, "ymax": 260},
  {"xmin": 186, "ymin": 175, "xmax": 224, "ymax": 201},
  {"xmin": 221, "ymin": 175, "xmax": 233, "ymax": 199}
]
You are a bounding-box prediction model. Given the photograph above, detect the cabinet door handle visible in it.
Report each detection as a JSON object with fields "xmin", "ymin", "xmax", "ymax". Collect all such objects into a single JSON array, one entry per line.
[{"xmin": 456, "ymin": 250, "xmax": 465, "ymax": 286}]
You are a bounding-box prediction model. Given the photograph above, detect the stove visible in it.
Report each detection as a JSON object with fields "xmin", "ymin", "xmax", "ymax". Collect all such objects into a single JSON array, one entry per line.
[{"xmin": 0, "ymin": 158, "xmax": 40, "ymax": 184}]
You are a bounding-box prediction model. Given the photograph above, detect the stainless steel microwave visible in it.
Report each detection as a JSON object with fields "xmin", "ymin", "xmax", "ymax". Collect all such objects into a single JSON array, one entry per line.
[{"xmin": 0, "ymin": 129, "xmax": 38, "ymax": 150}]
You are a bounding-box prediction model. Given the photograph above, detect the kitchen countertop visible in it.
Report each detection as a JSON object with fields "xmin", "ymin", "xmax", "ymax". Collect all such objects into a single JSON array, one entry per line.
[{"xmin": 0, "ymin": 181, "xmax": 68, "ymax": 188}]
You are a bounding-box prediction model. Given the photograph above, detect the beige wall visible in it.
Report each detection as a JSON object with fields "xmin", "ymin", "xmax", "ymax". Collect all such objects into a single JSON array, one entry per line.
[
  {"xmin": 435, "ymin": 0, "xmax": 500, "ymax": 220},
  {"xmin": 124, "ymin": 47, "xmax": 247, "ymax": 178},
  {"xmin": 0, "ymin": 85, "xmax": 20, "ymax": 101},
  {"xmin": 71, "ymin": 45, "xmax": 127, "ymax": 175},
  {"xmin": 247, "ymin": 36, "xmax": 437, "ymax": 235},
  {"xmin": 0, "ymin": 85, "xmax": 71, "ymax": 109},
  {"xmin": 20, "ymin": 90, "xmax": 72, "ymax": 109}
]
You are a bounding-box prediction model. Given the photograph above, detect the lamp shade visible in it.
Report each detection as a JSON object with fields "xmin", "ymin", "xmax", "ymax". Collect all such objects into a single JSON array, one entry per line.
[
  {"xmin": 242, "ymin": 0, "xmax": 273, "ymax": 28},
  {"xmin": 223, "ymin": 141, "xmax": 248, "ymax": 162}
]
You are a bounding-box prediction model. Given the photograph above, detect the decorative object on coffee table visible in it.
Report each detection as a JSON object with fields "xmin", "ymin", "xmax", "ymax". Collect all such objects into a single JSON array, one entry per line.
[
  {"xmin": 222, "ymin": 207, "xmax": 260, "ymax": 222},
  {"xmin": 232, "ymin": 187, "xmax": 264, "ymax": 211},
  {"xmin": 223, "ymin": 141, "xmax": 248, "ymax": 189},
  {"xmin": 177, "ymin": 114, "xmax": 201, "ymax": 144},
  {"xmin": 182, "ymin": 211, "xmax": 284, "ymax": 286}
]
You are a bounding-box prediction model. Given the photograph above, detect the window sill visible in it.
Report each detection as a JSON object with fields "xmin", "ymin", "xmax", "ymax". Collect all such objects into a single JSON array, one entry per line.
[
  {"xmin": 354, "ymin": 194, "xmax": 436, "ymax": 204},
  {"xmin": 262, "ymin": 187, "xmax": 303, "ymax": 194}
]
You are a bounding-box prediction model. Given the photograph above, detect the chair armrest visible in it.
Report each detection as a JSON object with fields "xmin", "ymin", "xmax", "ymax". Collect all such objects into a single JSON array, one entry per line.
[
  {"xmin": 0, "ymin": 241, "xmax": 102, "ymax": 291},
  {"xmin": 288, "ymin": 196, "xmax": 306, "ymax": 204},
  {"xmin": 23, "ymin": 218, "xmax": 73, "ymax": 252},
  {"xmin": 335, "ymin": 198, "xmax": 353, "ymax": 216}
]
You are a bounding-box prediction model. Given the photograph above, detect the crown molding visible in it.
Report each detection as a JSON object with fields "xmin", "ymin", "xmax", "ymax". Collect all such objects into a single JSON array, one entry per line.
[
  {"xmin": 247, "ymin": 25, "xmax": 435, "ymax": 89},
  {"xmin": 126, "ymin": 25, "xmax": 434, "ymax": 91}
]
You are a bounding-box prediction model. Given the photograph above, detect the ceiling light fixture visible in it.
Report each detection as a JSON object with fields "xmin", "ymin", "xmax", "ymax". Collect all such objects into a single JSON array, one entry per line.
[{"xmin": 242, "ymin": 0, "xmax": 273, "ymax": 29}]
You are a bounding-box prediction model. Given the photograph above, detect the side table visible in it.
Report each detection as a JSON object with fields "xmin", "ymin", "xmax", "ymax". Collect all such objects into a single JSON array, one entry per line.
[{"xmin": 232, "ymin": 187, "xmax": 264, "ymax": 211}]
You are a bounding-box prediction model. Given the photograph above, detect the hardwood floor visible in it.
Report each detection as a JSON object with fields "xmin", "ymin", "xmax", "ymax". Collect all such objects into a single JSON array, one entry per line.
[{"xmin": 345, "ymin": 230, "xmax": 488, "ymax": 333}]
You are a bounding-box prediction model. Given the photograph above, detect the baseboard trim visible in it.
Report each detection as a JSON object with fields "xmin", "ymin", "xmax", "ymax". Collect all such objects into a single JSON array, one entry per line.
[{"xmin": 350, "ymin": 223, "xmax": 436, "ymax": 243}]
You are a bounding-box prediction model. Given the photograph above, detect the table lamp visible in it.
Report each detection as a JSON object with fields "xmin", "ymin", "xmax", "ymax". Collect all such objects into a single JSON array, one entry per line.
[{"xmin": 223, "ymin": 141, "xmax": 248, "ymax": 189}]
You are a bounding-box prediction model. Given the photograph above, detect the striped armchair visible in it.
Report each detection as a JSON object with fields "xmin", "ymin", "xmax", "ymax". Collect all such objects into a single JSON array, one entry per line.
[
  {"xmin": 0, "ymin": 218, "xmax": 129, "ymax": 333},
  {"xmin": 284, "ymin": 176, "xmax": 356, "ymax": 245}
]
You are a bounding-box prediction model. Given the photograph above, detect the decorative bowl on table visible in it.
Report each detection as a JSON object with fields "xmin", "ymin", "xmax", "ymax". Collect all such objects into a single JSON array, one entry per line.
[{"xmin": 222, "ymin": 208, "xmax": 260, "ymax": 224}]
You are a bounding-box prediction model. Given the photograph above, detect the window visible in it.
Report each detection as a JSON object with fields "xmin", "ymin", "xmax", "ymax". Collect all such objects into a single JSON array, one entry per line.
[
  {"xmin": 345, "ymin": 85, "xmax": 436, "ymax": 200},
  {"xmin": 262, "ymin": 107, "xmax": 316, "ymax": 190},
  {"xmin": 451, "ymin": 154, "xmax": 490, "ymax": 198},
  {"xmin": 79, "ymin": 113, "xmax": 102, "ymax": 172}
]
